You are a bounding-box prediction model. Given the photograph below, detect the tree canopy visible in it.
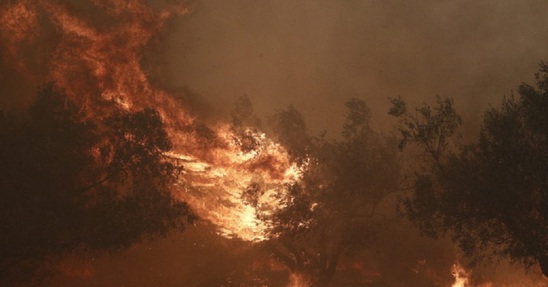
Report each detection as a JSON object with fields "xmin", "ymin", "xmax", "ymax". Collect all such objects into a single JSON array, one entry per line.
[
  {"xmin": 389, "ymin": 64, "xmax": 548, "ymax": 277},
  {"xmin": 257, "ymin": 98, "xmax": 401, "ymax": 287},
  {"xmin": 0, "ymin": 84, "xmax": 192, "ymax": 284}
]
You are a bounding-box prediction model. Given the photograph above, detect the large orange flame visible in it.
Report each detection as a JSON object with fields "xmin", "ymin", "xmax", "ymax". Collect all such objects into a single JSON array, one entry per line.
[
  {"xmin": 170, "ymin": 125, "xmax": 304, "ymax": 241},
  {"xmin": 0, "ymin": 0, "xmax": 303, "ymax": 242}
]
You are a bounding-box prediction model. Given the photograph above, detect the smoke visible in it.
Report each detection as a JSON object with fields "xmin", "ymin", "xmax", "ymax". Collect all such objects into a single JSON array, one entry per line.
[
  {"xmin": 2, "ymin": 0, "xmax": 548, "ymax": 286},
  {"xmin": 47, "ymin": 223, "xmax": 291, "ymax": 287},
  {"xmin": 5, "ymin": 0, "xmax": 548, "ymax": 132},
  {"xmin": 161, "ymin": 0, "xmax": 548, "ymax": 136}
]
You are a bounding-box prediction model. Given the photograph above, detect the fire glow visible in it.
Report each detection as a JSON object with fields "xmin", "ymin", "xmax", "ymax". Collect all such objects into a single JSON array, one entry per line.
[
  {"xmin": 452, "ymin": 263, "xmax": 470, "ymax": 287},
  {"xmin": 0, "ymin": 0, "xmax": 304, "ymax": 241},
  {"xmin": 170, "ymin": 125, "xmax": 304, "ymax": 241}
]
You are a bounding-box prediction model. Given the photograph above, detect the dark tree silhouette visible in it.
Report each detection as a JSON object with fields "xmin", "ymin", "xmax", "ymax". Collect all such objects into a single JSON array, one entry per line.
[
  {"xmin": 0, "ymin": 84, "xmax": 192, "ymax": 284},
  {"xmin": 389, "ymin": 64, "xmax": 548, "ymax": 277},
  {"xmin": 268, "ymin": 104, "xmax": 309, "ymax": 162},
  {"xmin": 230, "ymin": 95, "xmax": 263, "ymax": 153},
  {"xmin": 261, "ymin": 99, "xmax": 401, "ymax": 287}
]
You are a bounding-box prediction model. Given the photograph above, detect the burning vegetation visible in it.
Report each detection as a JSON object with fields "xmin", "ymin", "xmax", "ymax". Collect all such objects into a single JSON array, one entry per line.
[{"xmin": 0, "ymin": 0, "xmax": 547, "ymax": 286}]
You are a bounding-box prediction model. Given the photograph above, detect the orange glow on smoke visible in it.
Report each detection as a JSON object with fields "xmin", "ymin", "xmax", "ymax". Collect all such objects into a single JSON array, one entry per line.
[
  {"xmin": 0, "ymin": 0, "xmax": 304, "ymax": 242},
  {"xmin": 287, "ymin": 273, "xmax": 310, "ymax": 287},
  {"xmin": 58, "ymin": 259, "xmax": 95, "ymax": 279},
  {"xmin": 0, "ymin": 0, "xmax": 38, "ymax": 72}
]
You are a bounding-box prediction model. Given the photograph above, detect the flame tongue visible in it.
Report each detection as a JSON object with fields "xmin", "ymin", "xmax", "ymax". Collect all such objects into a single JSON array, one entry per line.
[
  {"xmin": 171, "ymin": 125, "xmax": 303, "ymax": 241},
  {"xmin": 0, "ymin": 0, "xmax": 303, "ymax": 242},
  {"xmin": 452, "ymin": 263, "xmax": 470, "ymax": 287}
]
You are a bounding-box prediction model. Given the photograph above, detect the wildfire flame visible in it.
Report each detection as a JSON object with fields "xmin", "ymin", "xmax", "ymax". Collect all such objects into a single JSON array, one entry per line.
[
  {"xmin": 0, "ymin": 0, "xmax": 304, "ymax": 241},
  {"xmin": 452, "ymin": 263, "xmax": 470, "ymax": 287},
  {"xmin": 170, "ymin": 125, "xmax": 304, "ymax": 241}
]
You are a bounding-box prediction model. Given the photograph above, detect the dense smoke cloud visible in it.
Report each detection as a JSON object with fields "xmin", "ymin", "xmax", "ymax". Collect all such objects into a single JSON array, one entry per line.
[{"xmin": 162, "ymin": 0, "xmax": 548, "ymax": 135}]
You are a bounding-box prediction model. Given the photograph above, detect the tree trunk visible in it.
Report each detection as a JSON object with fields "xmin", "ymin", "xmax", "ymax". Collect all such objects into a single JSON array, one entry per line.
[
  {"xmin": 539, "ymin": 255, "xmax": 548, "ymax": 277},
  {"xmin": 314, "ymin": 275, "xmax": 331, "ymax": 287},
  {"xmin": 313, "ymin": 247, "xmax": 341, "ymax": 287}
]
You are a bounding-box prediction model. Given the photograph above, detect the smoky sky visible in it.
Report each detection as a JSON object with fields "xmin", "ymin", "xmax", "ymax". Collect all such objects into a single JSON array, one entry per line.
[{"xmin": 161, "ymin": 0, "xmax": 548, "ymax": 135}]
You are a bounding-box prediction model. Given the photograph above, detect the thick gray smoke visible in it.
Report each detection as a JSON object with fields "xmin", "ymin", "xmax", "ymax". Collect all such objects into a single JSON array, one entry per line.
[{"xmin": 161, "ymin": 0, "xmax": 548, "ymax": 136}]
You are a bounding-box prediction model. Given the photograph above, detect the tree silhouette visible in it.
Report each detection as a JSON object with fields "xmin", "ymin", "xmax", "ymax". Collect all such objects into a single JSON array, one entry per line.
[
  {"xmin": 262, "ymin": 99, "xmax": 401, "ymax": 286},
  {"xmin": 389, "ymin": 64, "xmax": 548, "ymax": 277},
  {"xmin": 0, "ymin": 84, "xmax": 192, "ymax": 284}
]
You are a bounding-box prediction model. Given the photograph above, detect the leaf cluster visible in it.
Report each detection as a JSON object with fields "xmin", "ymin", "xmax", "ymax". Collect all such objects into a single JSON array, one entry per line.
[
  {"xmin": 0, "ymin": 84, "xmax": 192, "ymax": 283},
  {"xmin": 261, "ymin": 98, "xmax": 401, "ymax": 286},
  {"xmin": 390, "ymin": 65, "xmax": 548, "ymax": 276}
]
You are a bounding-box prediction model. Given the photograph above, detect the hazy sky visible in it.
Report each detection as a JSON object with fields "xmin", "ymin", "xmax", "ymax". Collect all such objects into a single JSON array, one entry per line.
[{"xmin": 161, "ymin": 0, "xmax": 548, "ymax": 135}]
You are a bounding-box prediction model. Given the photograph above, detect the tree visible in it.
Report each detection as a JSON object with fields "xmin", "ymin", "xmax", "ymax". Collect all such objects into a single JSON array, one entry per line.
[
  {"xmin": 262, "ymin": 99, "xmax": 401, "ymax": 287},
  {"xmin": 268, "ymin": 104, "xmax": 309, "ymax": 163},
  {"xmin": 231, "ymin": 95, "xmax": 262, "ymax": 129},
  {"xmin": 389, "ymin": 64, "xmax": 548, "ymax": 277},
  {"xmin": 229, "ymin": 95, "xmax": 263, "ymax": 153},
  {"xmin": 0, "ymin": 84, "xmax": 192, "ymax": 284}
]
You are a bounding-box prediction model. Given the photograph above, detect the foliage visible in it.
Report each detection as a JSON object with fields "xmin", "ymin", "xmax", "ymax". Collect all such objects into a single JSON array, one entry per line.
[
  {"xmin": 230, "ymin": 95, "xmax": 263, "ymax": 153},
  {"xmin": 231, "ymin": 95, "xmax": 261, "ymax": 128},
  {"xmin": 389, "ymin": 64, "xmax": 548, "ymax": 276},
  {"xmin": 388, "ymin": 95, "xmax": 461, "ymax": 165},
  {"xmin": 262, "ymin": 99, "xmax": 401, "ymax": 286},
  {"xmin": 0, "ymin": 84, "xmax": 192, "ymax": 283},
  {"xmin": 268, "ymin": 105, "xmax": 309, "ymax": 162}
]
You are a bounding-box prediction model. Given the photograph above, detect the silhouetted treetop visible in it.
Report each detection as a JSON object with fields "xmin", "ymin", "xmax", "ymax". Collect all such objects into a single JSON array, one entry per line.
[
  {"xmin": 0, "ymin": 84, "xmax": 193, "ymax": 284},
  {"xmin": 390, "ymin": 63, "xmax": 548, "ymax": 277},
  {"xmin": 263, "ymin": 98, "xmax": 401, "ymax": 287}
]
